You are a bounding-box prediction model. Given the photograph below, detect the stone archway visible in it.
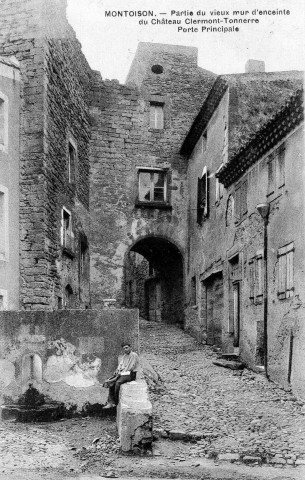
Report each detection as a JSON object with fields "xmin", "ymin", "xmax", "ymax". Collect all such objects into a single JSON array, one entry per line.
[{"xmin": 125, "ymin": 236, "xmax": 184, "ymax": 325}]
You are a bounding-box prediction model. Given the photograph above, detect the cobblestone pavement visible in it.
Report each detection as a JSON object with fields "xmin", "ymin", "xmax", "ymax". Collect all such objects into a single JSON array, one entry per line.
[{"xmin": 140, "ymin": 319, "xmax": 305, "ymax": 467}]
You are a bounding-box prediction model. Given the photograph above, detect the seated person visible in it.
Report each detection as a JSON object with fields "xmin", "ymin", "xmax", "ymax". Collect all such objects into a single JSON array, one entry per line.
[{"xmin": 103, "ymin": 342, "xmax": 139, "ymax": 408}]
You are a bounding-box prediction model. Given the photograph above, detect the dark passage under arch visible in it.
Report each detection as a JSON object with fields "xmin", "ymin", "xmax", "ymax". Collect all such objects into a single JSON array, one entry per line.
[{"xmin": 125, "ymin": 237, "xmax": 184, "ymax": 325}]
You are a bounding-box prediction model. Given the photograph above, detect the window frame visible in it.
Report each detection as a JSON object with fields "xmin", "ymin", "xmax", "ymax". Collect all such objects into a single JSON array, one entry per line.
[
  {"xmin": 149, "ymin": 102, "xmax": 164, "ymax": 130},
  {"xmin": 136, "ymin": 167, "xmax": 170, "ymax": 208}
]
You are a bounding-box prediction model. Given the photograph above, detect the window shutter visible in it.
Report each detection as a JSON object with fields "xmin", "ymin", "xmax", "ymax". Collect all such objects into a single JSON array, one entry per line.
[
  {"xmin": 278, "ymin": 254, "xmax": 286, "ymax": 297},
  {"xmin": 286, "ymin": 250, "xmax": 294, "ymax": 297},
  {"xmin": 256, "ymin": 256, "xmax": 263, "ymax": 298},
  {"xmin": 277, "ymin": 148, "xmax": 285, "ymax": 188},
  {"xmin": 249, "ymin": 260, "xmax": 254, "ymax": 299},
  {"xmin": 235, "ymin": 186, "xmax": 241, "ymax": 221},
  {"xmin": 241, "ymin": 180, "xmax": 248, "ymax": 216},
  {"xmin": 268, "ymin": 157, "xmax": 275, "ymax": 194},
  {"xmin": 204, "ymin": 169, "xmax": 209, "ymax": 217}
]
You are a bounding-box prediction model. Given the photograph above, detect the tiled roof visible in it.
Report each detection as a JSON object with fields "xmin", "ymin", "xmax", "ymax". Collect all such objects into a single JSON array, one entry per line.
[
  {"xmin": 217, "ymin": 88, "xmax": 304, "ymax": 187},
  {"xmin": 180, "ymin": 70, "xmax": 304, "ymax": 158}
]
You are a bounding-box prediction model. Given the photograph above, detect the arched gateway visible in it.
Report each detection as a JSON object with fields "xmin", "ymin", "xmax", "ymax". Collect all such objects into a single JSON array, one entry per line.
[{"xmin": 124, "ymin": 236, "xmax": 184, "ymax": 325}]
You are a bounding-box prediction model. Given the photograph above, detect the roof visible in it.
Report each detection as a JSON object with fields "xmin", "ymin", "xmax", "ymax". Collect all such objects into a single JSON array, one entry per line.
[
  {"xmin": 217, "ymin": 88, "xmax": 304, "ymax": 187},
  {"xmin": 180, "ymin": 70, "xmax": 304, "ymax": 158}
]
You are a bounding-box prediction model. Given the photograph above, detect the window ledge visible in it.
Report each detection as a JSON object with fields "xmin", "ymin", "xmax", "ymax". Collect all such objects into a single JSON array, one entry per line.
[{"xmin": 135, "ymin": 201, "xmax": 172, "ymax": 210}]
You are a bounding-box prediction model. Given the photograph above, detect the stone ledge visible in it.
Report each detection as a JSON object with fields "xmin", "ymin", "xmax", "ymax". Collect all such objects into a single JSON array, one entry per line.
[{"xmin": 117, "ymin": 379, "xmax": 153, "ymax": 452}]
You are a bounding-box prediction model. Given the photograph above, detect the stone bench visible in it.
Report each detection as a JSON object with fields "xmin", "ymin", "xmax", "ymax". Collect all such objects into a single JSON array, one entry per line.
[{"xmin": 117, "ymin": 379, "xmax": 153, "ymax": 452}]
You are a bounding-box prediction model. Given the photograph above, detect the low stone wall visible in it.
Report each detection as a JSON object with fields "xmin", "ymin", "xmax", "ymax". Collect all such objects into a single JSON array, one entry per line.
[
  {"xmin": 117, "ymin": 379, "xmax": 153, "ymax": 452},
  {"xmin": 0, "ymin": 309, "xmax": 139, "ymax": 411}
]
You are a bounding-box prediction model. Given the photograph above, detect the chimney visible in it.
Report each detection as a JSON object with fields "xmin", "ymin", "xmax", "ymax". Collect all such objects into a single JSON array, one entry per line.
[{"xmin": 245, "ymin": 59, "xmax": 265, "ymax": 73}]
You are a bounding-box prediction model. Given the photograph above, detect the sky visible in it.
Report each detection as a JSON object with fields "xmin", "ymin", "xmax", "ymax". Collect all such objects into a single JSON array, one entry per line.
[{"xmin": 67, "ymin": 0, "xmax": 305, "ymax": 83}]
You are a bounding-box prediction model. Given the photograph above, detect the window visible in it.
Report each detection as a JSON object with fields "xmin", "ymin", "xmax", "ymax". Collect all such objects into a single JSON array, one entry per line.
[
  {"xmin": 278, "ymin": 243, "xmax": 294, "ymax": 299},
  {"xmin": 267, "ymin": 145, "xmax": 285, "ymax": 196},
  {"xmin": 138, "ymin": 169, "xmax": 167, "ymax": 204},
  {"xmin": 68, "ymin": 141, "xmax": 76, "ymax": 183},
  {"xmin": 191, "ymin": 276, "xmax": 197, "ymax": 305},
  {"xmin": 197, "ymin": 166, "xmax": 209, "ymax": 224},
  {"xmin": 249, "ymin": 253, "xmax": 263, "ymax": 304},
  {"xmin": 61, "ymin": 207, "xmax": 74, "ymax": 253},
  {"xmin": 0, "ymin": 93, "xmax": 8, "ymax": 151},
  {"xmin": 234, "ymin": 179, "xmax": 247, "ymax": 222},
  {"xmin": 0, "ymin": 186, "xmax": 9, "ymax": 261},
  {"xmin": 149, "ymin": 103, "xmax": 164, "ymax": 129}
]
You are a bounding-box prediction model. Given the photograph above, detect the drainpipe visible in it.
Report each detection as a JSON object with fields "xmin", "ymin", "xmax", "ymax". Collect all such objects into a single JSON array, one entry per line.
[{"xmin": 256, "ymin": 203, "xmax": 270, "ymax": 379}]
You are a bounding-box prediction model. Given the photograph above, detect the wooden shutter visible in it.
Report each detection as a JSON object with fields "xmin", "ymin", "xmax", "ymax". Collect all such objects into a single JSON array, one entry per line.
[
  {"xmin": 277, "ymin": 147, "xmax": 285, "ymax": 189},
  {"xmin": 249, "ymin": 260, "xmax": 254, "ymax": 300},
  {"xmin": 278, "ymin": 253, "xmax": 286, "ymax": 299},
  {"xmin": 286, "ymin": 249, "xmax": 294, "ymax": 298}
]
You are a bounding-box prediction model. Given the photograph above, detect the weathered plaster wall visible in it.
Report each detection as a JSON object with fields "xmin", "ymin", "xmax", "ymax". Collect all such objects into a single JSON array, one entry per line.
[
  {"xmin": 0, "ymin": 61, "xmax": 20, "ymax": 310},
  {"xmin": 0, "ymin": 309, "xmax": 139, "ymax": 409},
  {"xmin": 89, "ymin": 44, "xmax": 215, "ymax": 309},
  {"xmin": 0, "ymin": 0, "xmax": 92, "ymax": 310}
]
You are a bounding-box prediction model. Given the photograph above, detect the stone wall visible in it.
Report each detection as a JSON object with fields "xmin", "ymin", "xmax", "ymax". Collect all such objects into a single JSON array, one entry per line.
[
  {"xmin": 89, "ymin": 43, "xmax": 215, "ymax": 312},
  {"xmin": 0, "ymin": 0, "xmax": 92, "ymax": 310},
  {"xmin": 0, "ymin": 308, "xmax": 139, "ymax": 410}
]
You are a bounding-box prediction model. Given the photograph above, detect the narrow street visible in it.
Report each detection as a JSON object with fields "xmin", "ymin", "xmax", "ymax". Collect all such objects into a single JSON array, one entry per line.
[
  {"xmin": 140, "ymin": 319, "xmax": 305, "ymax": 465},
  {"xmin": 0, "ymin": 319, "xmax": 305, "ymax": 480}
]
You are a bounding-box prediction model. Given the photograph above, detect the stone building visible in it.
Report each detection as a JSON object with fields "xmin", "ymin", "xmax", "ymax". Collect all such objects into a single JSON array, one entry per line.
[
  {"xmin": 0, "ymin": 0, "xmax": 91, "ymax": 310},
  {"xmin": 0, "ymin": 0, "xmax": 304, "ymax": 398},
  {"xmin": 183, "ymin": 83, "xmax": 304, "ymax": 396}
]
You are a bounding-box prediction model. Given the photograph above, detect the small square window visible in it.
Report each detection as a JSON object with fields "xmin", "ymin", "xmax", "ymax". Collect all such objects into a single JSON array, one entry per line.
[
  {"xmin": 149, "ymin": 103, "xmax": 164, "ymax": 129},
  {"xmin": 138, "ymin": 169, "xmax": 167, "ymax": 204}
]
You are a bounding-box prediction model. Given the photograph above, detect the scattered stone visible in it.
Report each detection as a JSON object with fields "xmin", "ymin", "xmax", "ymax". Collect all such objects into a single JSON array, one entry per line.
[
  {"xmin": 213, "ymin": 359, "xmax": 244, "ymax": 370},
  {"xmin": 218, "ymin": 453, "xmax": 240, "ymax": 462},
  {"xmin": 169, "ymin": 430, "xmax": 187, "ymax": 440},
  {"xmin": 243, "ymin": 456, "xmax": 262, "ymax": 464}
]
